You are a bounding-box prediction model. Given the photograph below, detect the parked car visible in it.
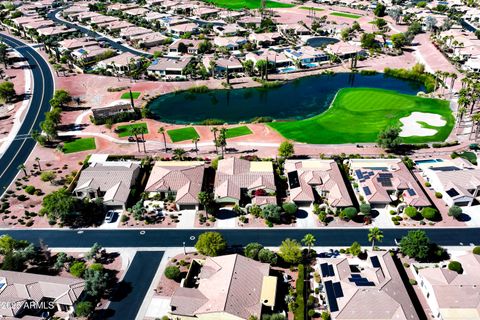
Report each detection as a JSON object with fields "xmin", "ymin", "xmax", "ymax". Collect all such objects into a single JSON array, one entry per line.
[
  {"xmin": 128, "ymin": 136, "xmax": 135, "ymax": 142},
  {"xmin": 105, "ymin": 210, "xmax": 116, "ymax": 223}
]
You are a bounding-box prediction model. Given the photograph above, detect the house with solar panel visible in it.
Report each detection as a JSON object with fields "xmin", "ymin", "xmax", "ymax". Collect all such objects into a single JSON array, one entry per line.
[
  {"xmin": 284, "ymin": 159, "xmax": 353, "ymax": 210},
  {"xmin": 316, "ymin": 251, "xmax": 419, "ymax": 320},
  {"xmin": 417, "ymin": 158, "xmax": 480, "ymax": 207},
  {"xmin": 348, "ymin": 159, "xmax": 430, "ymax": 211}
]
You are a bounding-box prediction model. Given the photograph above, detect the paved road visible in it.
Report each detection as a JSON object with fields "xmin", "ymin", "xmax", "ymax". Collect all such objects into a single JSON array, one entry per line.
[
  {"xmin": 0, "ymin": 34, "xmax": 54, "ymax": 194},
  {"xmin": 104, "ymin": 251, "xmax": 164, "ymax": 320},
  {"xmin": 47, "ymin": 9, "xmax": 152, "ymax": 58},
  {"xmin": 0, "ymin": 228, "xmax": 477, "ymax": 248}
]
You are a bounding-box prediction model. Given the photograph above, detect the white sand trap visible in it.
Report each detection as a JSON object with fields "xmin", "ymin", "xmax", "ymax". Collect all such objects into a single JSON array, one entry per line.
[{"xmin": 399, "ymin": 112, "xmax": 446, "ymax": 137}]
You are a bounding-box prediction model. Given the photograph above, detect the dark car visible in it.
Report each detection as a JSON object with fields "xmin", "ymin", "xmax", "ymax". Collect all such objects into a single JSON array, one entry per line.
[{"xmin": 128, "ymin": 136, "xmax": 136, "ymax": 142}]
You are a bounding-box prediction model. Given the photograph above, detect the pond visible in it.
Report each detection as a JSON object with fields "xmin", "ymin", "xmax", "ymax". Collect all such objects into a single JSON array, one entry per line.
[
  {"xmin": 305, "ymin": 36, "xmax": 339, "ymax": 48},
  {"xmin": 147, "ymin": 73, "xmax": 424, "ymax": 124}
]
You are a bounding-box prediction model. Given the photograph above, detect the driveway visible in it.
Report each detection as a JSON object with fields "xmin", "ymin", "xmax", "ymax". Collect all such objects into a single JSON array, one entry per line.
[{"xmin": 104, "ymin": 251, "xmax": 164, "ymax": 320}]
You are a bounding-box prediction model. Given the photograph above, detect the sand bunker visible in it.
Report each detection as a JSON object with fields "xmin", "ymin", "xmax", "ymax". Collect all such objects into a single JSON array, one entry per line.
[{"xmin": 399, "ymin": 112, "xmax": 446, "ymax": 137}]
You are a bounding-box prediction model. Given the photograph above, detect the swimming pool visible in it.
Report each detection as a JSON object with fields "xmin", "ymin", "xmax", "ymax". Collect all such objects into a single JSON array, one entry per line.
[
  {"xmin": 278, "ymin": 66, "xmax": 297, "ymax": 73},
  {"xmin": 415, "ymin": 159, "xmax": 444, "ymax": 165}
]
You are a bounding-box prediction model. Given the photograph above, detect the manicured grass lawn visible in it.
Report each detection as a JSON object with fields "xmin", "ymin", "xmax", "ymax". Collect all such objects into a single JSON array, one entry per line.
[
  {"xmin": 330, "ymin": 12, "xmax": 361, "ymax": 19},
  {"xmin": 226, "ymin": 126, "xmax": 253, "ymax": 139},
  {"xmin": 121, "ymin": 91, "xmax": 141, "ymax": 99},
  {"xmin": 268, "ymin": 88, "xmax": 454, "ymax": 144},
  {"xmin": 203, "ymin": 0, "xmax": 294, "ymax": 9},
  {"xmin": 168, "ymin": 127, "xmax": 200, "ymax": 142},
  {"xmin": 116, "ymin": 123, "xmax": 148, "ymax": 137},
  {"xmin": 299, "ymin": 6, "xmax": 324, "ymax": 11},
  {"xmin": 63, "ymin": 138, "xmax": 96, "ymax": 154},
  {"xmin": 454, "ymin": 151, "xmax": 477, "ymax": 165}
]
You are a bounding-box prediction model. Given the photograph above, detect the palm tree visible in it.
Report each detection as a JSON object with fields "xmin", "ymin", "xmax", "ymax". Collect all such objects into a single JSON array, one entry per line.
[
  {"xmin": 211, "ymin": 127, "xmax": 219, "ymax": 154},
  {"xmin": 450, "ymin": 72, "xmax": 458, "ymax": 92},
  {"xmin": 368, "ymin": 227, "xmax": 384, "ymax": 251},
  {"xmin": 139, "ymin": 126, "xmax": 147, "ymax": 153},
  {"xmin": 158, "ymin": 127, "xmax": 167, "ymax": 152},
  {"xmin": 471, "ymin": 113, "xmax": 480, "ymax": 140},
  {"xmin": 35, "ymin": 157, "xmax": 41, "ymax": 171},
  {"xmin": 131, "ymin": 127, "xmax": 141, "ymax": 153},
  {"xmin": 302, "ymin": 233, "xmax": 316, "ymax": 254},
  {"xmin": 192, "ymin": 137, "xmax": 199, "ymax": 154},
  {"xmin": 173, "ymin": 148, "xmax": 187, "ymax": 160},
  {"xmin": 457, "ymin": 106, "xmax": 467, "ymax": 127},
  {"xmin": 17, "ymin": 164, "xmax": 27, "ymax": 176},
  {"xmin": 219, "ymin": 127, "xmax": 227, "ymax": 157}
]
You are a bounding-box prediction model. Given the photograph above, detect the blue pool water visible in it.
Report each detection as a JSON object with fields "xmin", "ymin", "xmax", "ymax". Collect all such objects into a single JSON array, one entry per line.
[{"xmin": 415, "ymin": 159, "xmax": 444, "ymax": 164}]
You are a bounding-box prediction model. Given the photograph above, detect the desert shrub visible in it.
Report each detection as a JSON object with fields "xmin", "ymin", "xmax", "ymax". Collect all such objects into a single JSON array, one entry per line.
[
  {"xmin": 24, "ymin": 186, "xmax": 36, "ymax": 195},
  {"xmin": 421, "ymin": 207, "xmax": 438, "ymax": 221},
  {"xmin": 404, "ymin": 206, "xmax": 418, "ymax": 219},
  {"xmin": 448, "ymin": 261, "xmax": 463, "ymax": 274},
  {"xmin": 164, "ymin": 266, "xmax": 181, "ymax": 280}
]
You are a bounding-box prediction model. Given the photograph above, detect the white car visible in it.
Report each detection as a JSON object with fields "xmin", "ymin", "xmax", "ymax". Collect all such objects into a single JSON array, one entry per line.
[{"xmin": 105, "ymin": 210, "xmax": 116, "ymax": 223}]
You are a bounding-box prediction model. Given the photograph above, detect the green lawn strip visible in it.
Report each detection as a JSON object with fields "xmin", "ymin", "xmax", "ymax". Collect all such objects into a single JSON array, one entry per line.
[
  {"xmin": 203, "ymin": 0, "xmax": 294, "ymax": 9},
  {"xmin": 63, "ymin": 138, "xmax": 96, "ymax": 154},
  {"xmin": 167, "ymin": 127, "xmax": 200, "ymax": 142},
  {"xmin": 455, "ymin": 151, "xmax": 477, "ymax": 165},
  {"xmin": 121, "ymin": 91, "xmax": 141, "ymax": 99},
  {"xmin": 330, "ymin": 11, "xmax": 361, "ymax": 19},
  {"xmin": 226, "ymin": 126, "xmax": 253, "ymax": 139},
  {"xmin": 268, "ymin": 88, "xmax": 454, "ymax": 144},
  {"xmin": 116, "ymin": 123, "xmax": 148, "ymax": 137},
  {"xmin": 299, "ymin": 6, "xmax": 324, "ymax": 11}
]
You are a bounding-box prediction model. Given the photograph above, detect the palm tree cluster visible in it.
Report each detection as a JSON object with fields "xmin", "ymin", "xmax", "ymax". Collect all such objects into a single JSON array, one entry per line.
[
  {"xmin": 433, "ymin": 70, "xmax": 457, "ymax": 96},
  {"xmin": 211, "ymin": 127, "xmax": 228, "ymax": 157},
  {"xmin": 457, "ymin": 75, "xmax": 480, "ymax": 139}
]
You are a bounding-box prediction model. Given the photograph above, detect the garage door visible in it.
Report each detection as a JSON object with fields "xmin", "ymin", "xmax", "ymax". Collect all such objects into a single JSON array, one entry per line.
[
  {"xmin": 179, "ymin": 204, "xmax": 196, "ymax": 210},
  {"xmin": 106, "ymin": 205, "xmax": 124, "ymax": 211}
]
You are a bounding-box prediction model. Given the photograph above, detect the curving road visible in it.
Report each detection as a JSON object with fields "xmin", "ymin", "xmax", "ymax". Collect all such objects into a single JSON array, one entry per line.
[
  {"xmin": 0, "ymin": 227, "xmax": 477, "ymax": 248},
  {"xmin": 0, "ymin": 34, "xmax": 55, "ymax": 195},
  {"xmin": 47, "ymin": 9, "xmax": 152, "ymax": 58}
]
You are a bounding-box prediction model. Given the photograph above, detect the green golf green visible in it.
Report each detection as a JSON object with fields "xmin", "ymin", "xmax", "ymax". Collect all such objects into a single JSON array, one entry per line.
[
  {"xmin": 168, "ymin": 127, "xmax": 200, "ymax": 142},
  {"xmin": 268, "ymin": 88, "xmax": 454, "ymax": 144},
  {"xmin": 121, "ymin": 91, "xmax": 141, "ymax": 99},
  {"xmin": 63, "ymin": 138, "xmax": 96, "ymax": 154},
  {"xmin": 330, "ymin": 12, "xmax": 361, "ymax": 19},
  {"xmin": 226, "ymin": 126, "xmax": 253, "ymax": 139},
  {"xmin": 203, "ymin": 0, "xmax": 294, "ymax": 9},
  {"xmin": 116, "ymin": 123, "xmax": 148, "ymax": 137}
]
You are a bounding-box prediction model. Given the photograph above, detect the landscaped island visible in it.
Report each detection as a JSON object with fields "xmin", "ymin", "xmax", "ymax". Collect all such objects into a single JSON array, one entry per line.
[
  {"xmin": 268, "ymin": 88, "xmax": 454, "ymax": 144},
  {"xmin": 202, "ymin": 0, "xmax": 294, "ymax": 9}
]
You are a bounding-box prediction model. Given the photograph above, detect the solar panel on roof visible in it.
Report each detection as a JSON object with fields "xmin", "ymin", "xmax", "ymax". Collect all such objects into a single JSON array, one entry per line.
[
  {"xmin": 355, "ymin": 170, "xmax": 364, "ymax": 180},
  {"xmin": 332, "ymin": 282, "xmax": 344, "ymax": 298},
  {"xmin": 407, "ymin": 188, "xmax": 416, "ymax": 196},
  {"xmin": 320, "ymin": 263, "xmax": 329, "ymax": 277},
  {"xmin": 363, "ymin": 186, "xmax": 372, "ymax": 196},
  {"xmin": 324, "ymin": 280, "xmax": 339, "ymax": 312},
  {"xmin": 370, "ymin": 256, "xmax": 381, "ymax": 268},
  {"xmin": 328, "ymin": 264, "xmax": 335, "ymax": 277},
  {"xmin": 446, "ymin": 188, "xmax": 459, "ymax": 197},
  {"xmin": 287, "ymin": 171, "xmax": 300, "ymax": 189}
]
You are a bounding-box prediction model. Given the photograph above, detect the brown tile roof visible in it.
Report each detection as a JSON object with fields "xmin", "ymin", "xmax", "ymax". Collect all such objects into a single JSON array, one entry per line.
[
  {"xmin": 285, "ymin": 160, "xmax": 352, "ymax": 207},
  {"xmin": 145, "ymin": 161, "xmax": 205, "ymax": 205},
  {"xmin": 170, "ymin": 254, "xmax": 271, "ymax": 319},
  {"xmin": 214, "ymin": 158, "xmax": 275, "ymax": 201},
  {"xmin": 0, "ymin": 271, "xmax": 84, "ymax": 317}
]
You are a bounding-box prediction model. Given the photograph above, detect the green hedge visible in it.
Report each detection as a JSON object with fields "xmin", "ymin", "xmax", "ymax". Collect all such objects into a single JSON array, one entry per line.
[{"xmin": 294, "ymin": 264, "xmax": 305, "ymax": 320}]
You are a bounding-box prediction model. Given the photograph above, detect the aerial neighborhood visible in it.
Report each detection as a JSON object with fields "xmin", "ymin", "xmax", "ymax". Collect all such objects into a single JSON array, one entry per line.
[{"xmin": 0, "ymin": 0, "xmax": 480, "ymax": 318}]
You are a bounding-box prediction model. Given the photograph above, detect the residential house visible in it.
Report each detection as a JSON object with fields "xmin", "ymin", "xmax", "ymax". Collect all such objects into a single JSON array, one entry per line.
[
  {"xmin": 412, "ymin": 253, "xmax": 480, "ymax": 319},
  {"xmin": 37, "ymin": 26, "xmax": 76, "ymax": 38},
  {"xmin": 349, "ymin": 159, "xmax": 430, "ymax": 209},
  {"xmin": 214, "ymin": 158, "xmax": 276, "ymax": 206},
  {"xmin": 278, "ymin": 23, "xmax": 311, "ymax": 35},
  {"xmin": 0, "ymin": 270, "xmax": 85, "ymax": 318},
  {"xmin": 96, "ymin": 52, "xmax": 140, "ymax": 74},
  {"xmin": 74, "ymin": 161, "xmax": 140, "ymax": 210},
  {"xmin": 419, "ymin": 158, "xmax": 480, "ymax": 207},
  {"xmin": 169, "ymin": 39, "xmax": 203, "ymax": 55},
  {"xmin": 194, "ymin": 7, "xmax": 220, "ymax": 19},
  {"xmin": 131, "ymin": 32, "xmax": 168, "ymax": 48},
  {"xmin": 91, "ymin": 100, "xmax": 135, "ymax": 121},
  {"xmin": 170, "ymin": 254, "xmax": 277, "ymax": 320},
  {"xmin": 204, "ymin": 55, "xmax": 244, "ymax": 73},
  {"xmin": 284, "ymin": 159, "xmax": 353, "ymax": 209},
  {"xmin": 147, "ymin": 57, "xmax": 193, "ymax": 79},
  {"xmin": 245, "ymin": 50, "xmax": 292, "ymax": 68},
  {"xmin": 325, "ymin": 41, "xmax": 365, "ymax": 59},
  {"xmin": 213, "ymin": 24, "xmax": 245, "ymax": 36},
  {"xmin": 145, "ymin": 161, "xmax": 205, "ymax": 210},
  {"xmin": 248, "ymin": 32, "xmax": 283, "ymax": 47},
  {"xmin": 58, "ymin": 37, "xmax": 98, "ymax": 53},
  {"xmin": 120, "ymin": 26, "xmax": 151, "ymax": 40},
  {"xmin": 213, "ymin": 36, "xmax": 247, "ymax": 50},
  {"xmin": 71, "ymin": 45, "xmax": 114, "ymax": 64},
  {"xmin": 318, "ymin": 251, "xmax": 419, "ymax": 319},
  {"xmin": 284, "ymin": 46, "xmax": 327, "ymax": 67},
  {"xmin": 168, "ymin": 22, "xmax": 199, "ymax": 36}
]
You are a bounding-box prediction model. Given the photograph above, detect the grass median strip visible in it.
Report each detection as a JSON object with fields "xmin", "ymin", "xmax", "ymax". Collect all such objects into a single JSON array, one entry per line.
[
  {"xmin": 299, "ymin": 6, "xmax": 325, "ymax": 11},
  {"xmin": 63, "ymin": 138, "xmax": 96, "ymax": 154},
  {"xmin": 168, "ymin": 127, "xmax": 200, "ymax": 142},
  {"xmin": 330, "ymin": 11, "xmax": 361, "ymax": 19},
  {"xmin": 268, "ymin": 88, "xmax": 454, "ymax": 144},
  {"xmin": 121, "ymin": 91, "xmax": 141, "ymax": 99},
  {"xmin": 226, "ymin": 126, "xmax": 253, "ymax": 139},
  {"xmin": 203, "ymin": 0, "xmax": 294, "ymax": 9},
  {"xmin": 116, "ymin": 123, "xmax": 148, "ymax": 137}
]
